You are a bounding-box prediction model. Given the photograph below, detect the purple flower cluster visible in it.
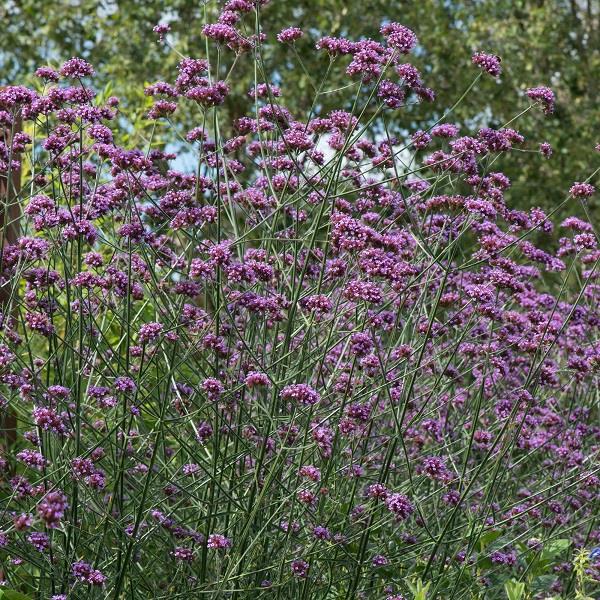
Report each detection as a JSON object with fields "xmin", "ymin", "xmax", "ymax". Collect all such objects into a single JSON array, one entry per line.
[
  {"xmin": 280, "ymin": 383, "xmax": 321, "ymax": 406},
  {"xmin": 0, "ymin": 6, "xmax": 598, "ymax": 599},
  {"xmin": 37, "ymin": 490, "xmax": 68, "ymax": 528},
  {"xmin": 472, "ymin": 52, "xmax": 502, "ymax": 77},
  {"xmin": 153, "ymin": 22, "xmax": 171, "ymax": 41},
  {"xmin": 380, "ymin": 22, "xmax": 418, "ymax": 54},
  {"xmin": 59, "ymin": 57, "xmax": 94, "ymax": 79},
  {"xmin": 527, "ymin": 86, "xmax": 555, "ymax": 114},
  {"xmin": 138, "ymin": 321, "xmax": 163, "ymax": 343},
  {"xmin": 570, "ymin": 182, "xmax": 596, "ymax": 199},
  {"xmin": 71, "ymin": 560, "xmax": 107, "ymax": 585},
  {"xmin": 207, "ymin": 533, "xmax": 231, "ymax": 549},
  {"xmin": 277, "ymin": 27, "xmax": 303, "ymax": 43}
]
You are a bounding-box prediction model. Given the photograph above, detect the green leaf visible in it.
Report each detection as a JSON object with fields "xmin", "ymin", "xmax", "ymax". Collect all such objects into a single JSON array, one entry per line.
[
  {"xmin": 478, "ymin": 529, "xmax": 502, "ymax": 552},
  {"xmin": 543, "ymin": 538, "xmax": 571, "ymax": 557},
  {"xmin": 406, "ymin": 577, "xmax": 431, "ymax": 600},
  {"xmin": 0, "ymin": 590, "xmax": 34, "ymax": 600},
  {"xmin": 504, "ymin": 579, "xmax": 526, "ymax": 600}
]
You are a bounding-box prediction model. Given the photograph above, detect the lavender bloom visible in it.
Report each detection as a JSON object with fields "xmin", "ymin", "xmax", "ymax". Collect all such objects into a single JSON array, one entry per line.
[
  {"xmin": 244, "ymin": 371, "xmax": 269, "ymax": 387},
  {"xmin": 71, "ymin": 560, "xmax": 106, "ymax": 585},
  {"xmin": 202, "ymin": 377, "xmax": 224, "ymax": 400},
  {"xmin": 540, "ymin": 141, "xmax": 553, "ymax": 158},
  {"xmin": 35, "ymin": 66, "xmax": 60, "ymax": 82},
  {"xmin": 380, "ymin": 22, "xmax": 418, "ymax": 54},
  {"xmin": 472, "ymin": 52, "xmax": 502, "ymax": 77},
  {"xmin": 277, "ymin": 27, "xmax": 303, "ymax": 43},
  {"xmin": 138, "ymin": 322, "xmax": 163, "ymax": 343},
  {"xmin": 59, "ymin": 57, "xmax": 94, "ymax": 78},
  {"xmin": 569, "ymin": 182, "xmax": 595, "ymax": 198},
  {"xmin": 171, "ymin": 546, "xmax": 194, "ymax": 562},
  {"xmin": 280, "ymin": 383, "xmax": 320, "ymax": 406},
  {"xmin": 153, "ymin": 22, "xmax": 171, "ymax": 41},
  {"xmin": 385, "ymin": 493, "xmax": 414, "ymax": 521},
  {"xmin": 432, "ymin": 123, "xmax": 460, "ymax": 138},
  {"xmin": 32, "ymin": 407, "xmax": 66, "ymax": 434},
  {"xmin": 37, "ymin": 490, "xmax": 68, "ymax": 528},
  {"xmin": 16, "ymin": 449, "xmax": 48, "ymax": 470},
  {"xmin": 207, "ymin": 533, "xmax": 231, "ymax": 549},
  {"xmin": 290, "ymin": 559, "xmax": 310, "ymax": 578},
  {"xmin": 372, "ymin": 554, "xmax": 389, "ymax": 566},
  {"xmin": 527, "ymin": 86, "xmax": 555, "ymax": 114},
  {"xmin": 27, "ymin": 531, "xmax": 50, "ymax": 552},
  {"xmin": 115, "ymin": 376, "xmax": 136, "ymax": 394}
]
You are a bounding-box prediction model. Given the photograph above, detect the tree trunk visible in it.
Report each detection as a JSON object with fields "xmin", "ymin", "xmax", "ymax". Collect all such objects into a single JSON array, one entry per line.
[{"xmin": 0, "ymin": 109, "xmax": 21, "ymax": 467}]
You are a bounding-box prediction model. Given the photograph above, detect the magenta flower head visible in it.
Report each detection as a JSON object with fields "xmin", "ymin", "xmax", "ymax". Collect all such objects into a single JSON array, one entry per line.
[
  {"xmin": 27, "ymin": 531, "xmax": 50, "ymax": 552},
  {"xmin": 366, "ymin": 483, "xmax": 389, "ymax": 500},
  {"xmin": 380, "ymin": 22, "xmax": 418, "ymax": 54},
  {"xmin": 431, "ymin": 123, "xmax": 460, "ymax": 138},
  {"xmin": 37, "ymin": 490, "xmax": 68, "ymax": 529},
  {"xmin": 202, "ymin": 377, "xmax": 225, "ymax": 400},
  {"xmin": 471, "ymin": 52, "xmax": 502, "ymax": 77},
  {"xmin": 350, "ymin": 332, "xmax": 373, "ymax": 356},
  {"xmin": 16, "ymin": 448, "xmax": 47, "ymax": 470},
  {"xmin": 32, "ymin": 406, "xmax": 66, "ymax": 434},
  {"xmin": 418, "ymin": 456, "xmax": 451, "ymax": 482},
  {"xmin": 153, "ymin": 22, "xmax": 171, "ymax": 42},
  {"xmin": 171, "ymin": 546, "xmax": 194, "ymax": 562},
  {"xmin": 71, "ymin": 560, "xmax": 106, "ymax": 586},
  {"xmin": 34, "ymin": 66, "xmax": 60, "ymax": 82},
  {"xmin": 396, "ymin": 63, "xmax": 422, "ymax": 87},
  {"xmin": 280, "ymin": 383, "xmax": 320, "ymax": 406},
  {"xmin": 343, "ymin": 280, "xmax": 383, "ymax": 304},
  {"xmin": 202, "ymin": 23, "xmax": 240, "ymax": 47},
  {"xmin": 540, "ymin": 142, "xmax": 553, "ymax": 158},
  {"xmin": 186, "ymin": 81, "xmax": 230, "ymax": 107},
  {"xmin": 59, "ymin": 57, "xmax": 94, "ymax": 79},
  {"xmin": 115, "ymin": 376, "xmax": 136, "ymax": 394},
  {"xmin": 569, "ymin": 182, "xmax": 595, "ymax": 199},
  {"xmin": 411, "ymin": 129, "xmax": 432, "ymax": 149},
  {"xmin": 526, "ymin": 86, "xmax": 555, "ymax": 114},
  {"xmin": 207, "ymin": 533, "xmax": 231, "ymax": 550},
  {"xmin": 372, "ymin": 554, "xmax": 389, "ymax": 566},
  {"xmin": 147, "ymin": 100, "xmax": 177, "ymax": 120},
  {"xmin": 299, "ymin": 465, "xmax": 321, "ymax": 481},
  {"xmin": 385, "ymin": 492, "xmax": 414, "ymax": 521},
  {"xmin": 244, "ymin": 371, "xmax": 270, "ymax": 388},
  {"xmin": 291, "ymin": 559, "xmax": 310, "ymax": 578},
  {"xmin": 277, "ymin": 27, "xmax": 303, "ymax": 43},
  {"xmin": 138, "ymin": 322, "xmax": 163, "ymax": 343}
]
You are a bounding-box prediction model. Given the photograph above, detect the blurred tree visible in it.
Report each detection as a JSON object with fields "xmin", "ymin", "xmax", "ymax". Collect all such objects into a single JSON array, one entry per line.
[{"xmin": 1, "ymin": 0, "xmax": 598, "ymax": 214}]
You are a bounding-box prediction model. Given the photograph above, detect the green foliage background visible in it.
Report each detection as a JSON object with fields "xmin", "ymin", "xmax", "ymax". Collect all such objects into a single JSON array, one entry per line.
[{"xmin": 2, "ymin": 0, "xmax": 598, "ymax": 218}]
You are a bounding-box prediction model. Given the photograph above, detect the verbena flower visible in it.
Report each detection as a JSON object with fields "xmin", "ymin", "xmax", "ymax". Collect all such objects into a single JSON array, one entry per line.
[
  {"xmin": 0, "ymin": 9, "xmax": 597, "ymax": 599},
  {"xmin": 59, "ymin": 57, "xmax": 94, "ymax": 78},
  {"xmin": 472, "ymin": 51, "xmax": 502, "ymax": 77},
  {"xmin": 277, "ymin": 27, "xmax": 303, "ymax": 43}
]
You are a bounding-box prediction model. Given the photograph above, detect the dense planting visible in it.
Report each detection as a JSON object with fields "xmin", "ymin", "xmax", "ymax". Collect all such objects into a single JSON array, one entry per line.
[{"xmin": 0, "ymin": 3, "xmax": 599, "ymax": 598}]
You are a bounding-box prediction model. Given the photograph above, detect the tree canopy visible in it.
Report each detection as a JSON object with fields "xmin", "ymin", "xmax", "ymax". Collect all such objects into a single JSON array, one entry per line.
[{"xmin": 2, "ymin": 0, "xmax": 598, "ymax": 216}]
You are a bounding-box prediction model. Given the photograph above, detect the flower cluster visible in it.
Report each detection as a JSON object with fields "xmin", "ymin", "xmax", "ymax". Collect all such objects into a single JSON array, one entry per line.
[{"xmin": 0, "ymin": 5, "xmax": 598, "ymax": 600}]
